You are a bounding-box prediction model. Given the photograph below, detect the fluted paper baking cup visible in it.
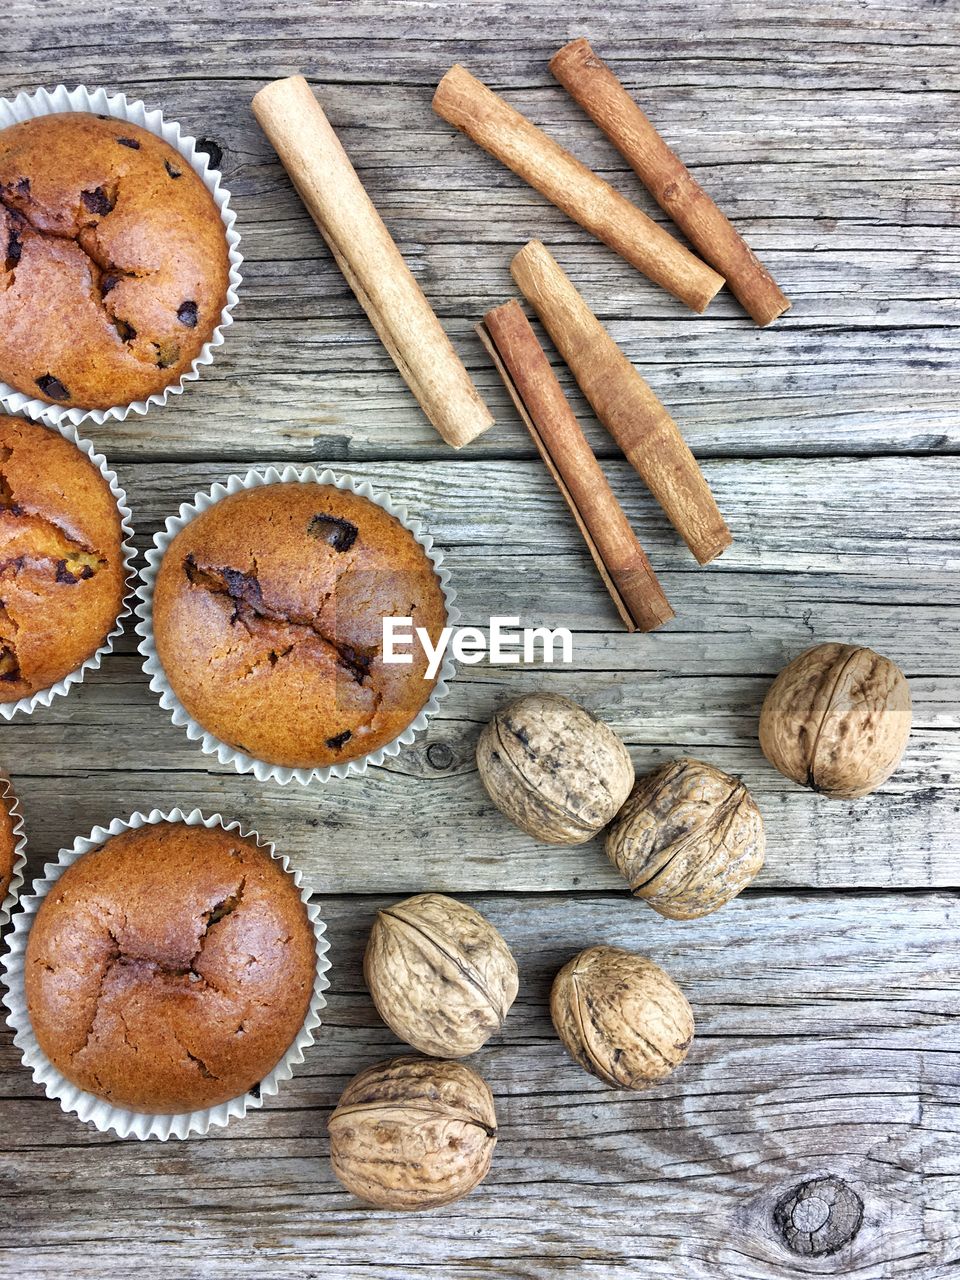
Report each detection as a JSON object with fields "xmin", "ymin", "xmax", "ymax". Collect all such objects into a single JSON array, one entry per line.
[
  {"xmin": 0, "ymin": 84, "xmax": 243, "ymax": 429},
  {"xmin": 0, "ymin": 776, "xmax": 28, "ymax": 931},
  {"xmin": 135, "ymin": 466, "xmax": 459, "ymax": 786},
  {"xmin": 1, "ymin": 807, "xmax": 330, "ymax": 1140},
  {"xmin": 0, "ymin": 428, "xmax": 137, "ymax": 719}
]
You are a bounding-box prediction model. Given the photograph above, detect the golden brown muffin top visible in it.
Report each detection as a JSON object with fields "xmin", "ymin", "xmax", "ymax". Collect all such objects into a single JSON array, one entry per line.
[
  {"xmin": 152, "ymin": 483, "xmax": 447, "ymax": 770},
  {"xmin": 0, "ymin": 780, "xmax": 19, "ymax": 903},
  {"xmin": 0, "ymin": 416, "xmax": 127, "ymax": 701},
  {"xmin": 25, "ymin": 821, "xmax": 317, "ymax": 1114},
  {"xmin": 0, "ymin": 113, "xmax": 230, "ymax": 409}
]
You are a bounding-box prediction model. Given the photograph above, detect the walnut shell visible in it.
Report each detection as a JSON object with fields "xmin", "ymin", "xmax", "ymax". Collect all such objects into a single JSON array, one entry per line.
[
  {"xmin": 550, "ymin": 946, "xmax": 694, "ymax": 1090},
  {"xmin": 364, "ymin": 893, "xmax": 519, "ymax": 1058},
  {"xmin": 328, "ymin": 1056, "xmax": 497, "ymax": 1210},
  {"xmin": 604, "ymin": 758, "xmax": 765, "ymax": 919},
  {"xmin": 759, "ymin": 643, "xmax": 912, "ymax": 799},
  {"xmin": 476, "ymin": 692, "xmax": 634, "ymax": 844}
]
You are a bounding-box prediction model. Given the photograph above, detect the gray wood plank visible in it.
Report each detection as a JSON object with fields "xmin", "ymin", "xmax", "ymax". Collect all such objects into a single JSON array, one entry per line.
[
  {"xmin": 2, "ymin": 6, "xmax": 956, "ymax": 461},
  {"xmin": 1, "ymin": 890, "xmax": 957, "ymax": 1278},
  {"xmin": 0, "ymin": 1, "xmax": 957, "ymax": 1276},
  {"xmin": 1, "ymin": 455, "xmax": 955, "ymax": 893}
]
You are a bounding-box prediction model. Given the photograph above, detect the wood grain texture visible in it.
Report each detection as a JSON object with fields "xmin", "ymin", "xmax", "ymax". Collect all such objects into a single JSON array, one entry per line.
[
  {"xmin": 1, "ymin": 892, "xmax": 957, "ymax": 1278},
  {"xmin": 1, "ymin": 3, "xmax": 957, "ymax": 461},
  {"xmin": 0, "ymin": 456, "xmax": 954, "ymax": 893},
  {"xmin": 1, "ymin": 1, "xmax": 958, "ymax": 1277}
]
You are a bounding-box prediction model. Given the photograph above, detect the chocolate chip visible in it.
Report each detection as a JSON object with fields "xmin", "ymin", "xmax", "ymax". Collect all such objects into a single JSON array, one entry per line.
[
  {"xmin": 152, "ymin": 340, "xmax": 180, "ymax": 369},
  {"xmin": 4, "ymin": 220, "xmax": 21, "ymax": 273},
  {"xmin": 177, "ymin": 300, "xmax": 198, "ymax": 327},
  {"xmin": 59, "ymin": 563, "xmax": 95, "ymax": 582},
  {"xmin": 196, "ymin": 138, "xmax": 223, "ymax": 170},
  {"xmin": 249, "ymin": 1081, "xmax": 261, "ymax": 1100},
  {"xmin": 164, "ymin": 160, "xmax": 182, "ymax": 179},
  {"xmin": 81, "ymin": 186, "xmax": 115, "ymax": 216},
  {"xmin": 117, "ymin": 137, "xmax": 140, "ymax": 149},
  {"xmin": 221, "ymin": 566, "xmax": 263, "ymax": 608},
  {"xmin": 326, "ymin": 730, "xmax": 352, "ymax": 750},
  {"xmin": 185, "ymin": 556, "xmax": 266, "ymax": 624},
  {"xmin": 14, "ymin": 178, "xmax": 29, "ymax": 197},
  {"xmin": 114, "ymin": 318, "xmax": 137, "ymax": 342},
  {"xmin": 308, "ymin": 513, "xmax": 359, "ymax": 553},
  {"xmin": 101, "ymin": 273, "xmax": 119, "ymax": 296},
  {"xmin": 36, "ymin": 374, "xmax": 70, "ymax": 402},
  {"xmin": 336, "ymin": 643, "xmax": 373, "ymax": 685}
]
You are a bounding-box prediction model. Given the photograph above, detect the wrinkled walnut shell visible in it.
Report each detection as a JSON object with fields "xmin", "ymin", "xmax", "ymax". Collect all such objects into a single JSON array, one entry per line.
[
  {"xmin": 328, "ymin": 1057, "xmax": 497, "ymax": 1210},
  {"xmin": 364, "ymin": 893, "xmax": 519, "ymax": 1058},
  {"xmin": 759, "ymin": 643, "xmax": 912, "ymax": 798},
  {"xmin": 605, "ymin": 758, "xmax": 765, "ymax": 919},
  {"xmin": 476, "ymin": 692, "xmax": 634, "ymax": 845},
  {"xmin": 550, "ymin": 946, "xmax": 694, "ymax": 1090}
]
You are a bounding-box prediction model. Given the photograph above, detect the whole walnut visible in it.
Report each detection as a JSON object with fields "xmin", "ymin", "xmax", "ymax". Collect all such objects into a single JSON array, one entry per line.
[
  {"xmin": 476, "ymin": 692, "xmax": 634, "ymax": 844},
  {"xmin": 328, "ymin": 1056, "xmax": 497, "ymax": 1210},
  {"xmin": 551, "ymin": 946, "xmax": 694, "ymax": 1090},
  {"xmin": 364, "ymin": 893, "xmax": 519, "ymax": 1058},
  {"xmin": 605, "ymin": 758, "xmax": 765, "ymax": 919},
  {"xmin": 759, "ymin": 643, "xmax": 912, "ymax": 798}
]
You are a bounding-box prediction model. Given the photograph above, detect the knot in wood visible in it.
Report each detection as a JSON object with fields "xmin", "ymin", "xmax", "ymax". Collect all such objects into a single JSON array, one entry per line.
[
  {"xmin": 427, "ymin": 741, "xmax": 455, "ymax": 770},
  {"xmin": 773, "ymin": 1176, "xmax": 863, "ymax": 1257},
  {"xmin": 196, "ymin": 137, "xmax": 224, "ymax": 170}
]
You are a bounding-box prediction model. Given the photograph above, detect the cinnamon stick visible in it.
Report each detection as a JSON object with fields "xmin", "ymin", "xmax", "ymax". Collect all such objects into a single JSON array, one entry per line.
[
  {"xmin": 511, "ymin": 240, "xmax": 731, "ymax": 565},
  {"xmin": 550, "ymin": 39, "xmax": 790, "ymax": 327},
  {"xmin": 433, "ymin": 65, "xmax": 724, "ymax": 314},
  {"xmin": 252, "ymin": 74, "xmax": 494, "ymax": 448},
  {"xmin": 480, "ymin": 300, "xmax": 674, "ymax": 633}
]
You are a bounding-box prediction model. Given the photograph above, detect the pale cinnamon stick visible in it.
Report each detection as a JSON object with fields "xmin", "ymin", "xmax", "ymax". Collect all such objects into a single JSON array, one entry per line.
[
  {"xmin": 252, "ymin": 74, "xmax": 494, "ymax": 448},
  {"xmin": 481, "ymin": 300, "xmax": 674, "ymax": 633},
  {"xmin": 550, "ymin": 39, "xmax": 790, "ymax": 327},
  {"xmin": 433, "ymin": 64, "xmax": 724, "ymax": 314},
  {"xmin": 511, "ymin": 240, "xmax": 731, "ymax": 565}
]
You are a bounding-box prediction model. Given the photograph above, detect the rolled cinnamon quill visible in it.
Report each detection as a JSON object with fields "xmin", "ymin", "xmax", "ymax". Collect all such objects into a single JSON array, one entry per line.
[
  {"xmin": 550, "ymin": 39, "xmax": 790, "ymax": 327},
  {"xmin": 252, "ymin": 74, "xmax": 494, "ymax": 448},
  {"xmin": 511, "ymin": 241, "xmax": 731, "ymax": 565},
  {"xmin": 480, "ymin": 300, "xmax": 673, "ymax": 633},
  {"xmin": 433, "ymin": 65, "xmax": 724, "ymax": 314}
]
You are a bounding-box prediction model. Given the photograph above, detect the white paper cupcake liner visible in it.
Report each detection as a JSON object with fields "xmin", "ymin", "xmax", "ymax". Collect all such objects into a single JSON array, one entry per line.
[
  {"xmin": 134, "ymin": 466, "xmax": 460, "ymax": 786},
  {"xmin": 0, "ymin": 427, "xmax": 137, "ymax": 719},
  {"xmin": 0, "ymin": 775, "xmax": 28, "ymax": 930},
  {"xmin": 0, "ymin": 84, "xmax": 243, "ymax": 429},
  {"xmin": 1, "ymin": 806, "xmax": 331, "ymax": 1140}
]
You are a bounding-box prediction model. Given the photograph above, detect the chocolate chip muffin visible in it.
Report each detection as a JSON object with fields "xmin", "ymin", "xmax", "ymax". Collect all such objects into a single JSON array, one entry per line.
[
  {"xmin": 0, "ymin": 780, "xmax": 21, "ymax": 907},
  {"xmin": 151, "ymin": 483, "xmax": 448, "ymax": 770},
  {"xmin": 0, "ymin": 112, "xmax": 230, "ymax": 409},
  {"xmin": 0, "ymin": 416, "xmax": 128, "ymax": 701},
  {"xmin": 25, "ymin": 821, "xmax": 317, "ymax": 1113}
]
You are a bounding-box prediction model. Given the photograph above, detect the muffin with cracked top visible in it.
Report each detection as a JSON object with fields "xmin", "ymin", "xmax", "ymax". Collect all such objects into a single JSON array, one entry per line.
[
  {"xmin": 0, "ymin": 415, "xmax": 128, "ymax": 702},
  {"xmin": 0, "ymin": 112, "xmax": 229, "ymax": 409},
  {"xmin": 24, "ymin": 820, "xmax": 317, "ymax": 1113},
  {"xmin": 150, "ymin": 482, "xmax": 448, "ymax": 770}
]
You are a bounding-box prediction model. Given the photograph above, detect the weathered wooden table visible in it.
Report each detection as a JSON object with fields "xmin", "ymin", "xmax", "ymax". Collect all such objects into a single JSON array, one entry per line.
[{"xmin": 2, "ymin": 2, "xmax": 958, "ymax": 1276}]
